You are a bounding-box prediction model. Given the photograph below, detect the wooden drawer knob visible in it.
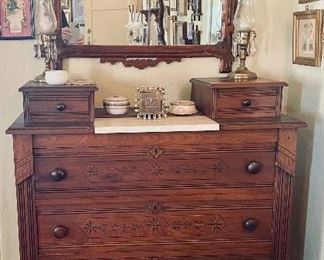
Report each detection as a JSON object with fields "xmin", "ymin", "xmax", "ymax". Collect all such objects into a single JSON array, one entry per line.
[
  {"xmin": 50, "ymin": 168, "xmax": 66, "ymax": 182},
  {"xmin": 244, "ymin": 219, "xmax": 258, "ymax": 231},
  {"xmin": 247, "ymin": 161, "xmax": 262, "ymax": 174},
  {"xmin": 56, "ymin": 103, "xmax": 66, "ymax": 112},
  {"xmin": 52, "ymin": 225, "xmax": 68, "ymax": 238},
  {"xmin": 242, "ymin": 99, "xmax": 252, "ymax": 107}
]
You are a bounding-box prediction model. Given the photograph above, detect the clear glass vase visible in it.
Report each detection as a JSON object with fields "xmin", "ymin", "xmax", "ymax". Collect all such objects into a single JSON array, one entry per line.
[
  {"xmin": 233, "ymin": 0, "xmax": 255, "ymax": 31},
  {"xmin": 36, "ymin": 0, "xmax": 57, "ymax": 35}
]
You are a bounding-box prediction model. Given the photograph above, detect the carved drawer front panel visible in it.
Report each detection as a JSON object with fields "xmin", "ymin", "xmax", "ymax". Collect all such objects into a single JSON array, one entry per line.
[
  {"xmin": 216, "ymin": 88, "xmax": 280, "ymax": 118},
  {"xmin": 36, "ymin": 188, "xmax": 273, "ymax": 256},
  {"xmin": 190, "ymin": 78, "xmax": 285, "ymax": 120},
  {"xmin": 34, "ymin": 151, "xmax": 275, "ymax": 191},
  {"xmin": 38, "ymin": 209, "xmax": 271, "ymax": 244},
  {"xmin": 27, "ymin": 96, "xmax": 91, "ymax": 123},
  {"xmin": 20, "ymin": 84, "xmax": 97, "ymax": 125}
]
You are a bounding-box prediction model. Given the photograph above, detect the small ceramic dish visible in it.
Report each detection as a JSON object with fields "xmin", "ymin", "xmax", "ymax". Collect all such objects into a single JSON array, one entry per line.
[
  {"xmin": 103, "ymin": 96, "xmax": 130, "ymax": 115},
  {"xmin": 170, "ymin": 100, "xmax": 197, "ymax": 115},
  {"xmin": 45, "ymin": 70, "xmax": 68, "ymax": 85}
]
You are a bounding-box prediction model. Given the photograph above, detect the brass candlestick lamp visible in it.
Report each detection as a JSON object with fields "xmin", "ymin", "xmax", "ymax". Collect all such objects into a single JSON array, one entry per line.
[
  {"xmin": 229, "ymin": 0, "xmax": 257, "ymax": 80},
  {"xmin": 34, "ymin": 0, "xmax": 58, "ymax": 83}
]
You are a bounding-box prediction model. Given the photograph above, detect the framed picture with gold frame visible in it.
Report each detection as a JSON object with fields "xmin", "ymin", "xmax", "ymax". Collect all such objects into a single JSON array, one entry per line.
[{"xmin": 293, "ymin": 10, "xmax": 323, "ymax": 66}]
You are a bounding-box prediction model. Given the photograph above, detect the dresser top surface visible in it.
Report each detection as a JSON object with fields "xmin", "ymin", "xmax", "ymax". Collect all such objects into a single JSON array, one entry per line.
[
  {"xmin": 6, "ymin": 113, "xmax": 306, "ymax": 135},
  {"xmin": 19, "ymin": 81, "xmax": 98, "ymax": 92},
  {"xmin": 190, "ymin": 77, "xmax": 288, "ymax": 89}
]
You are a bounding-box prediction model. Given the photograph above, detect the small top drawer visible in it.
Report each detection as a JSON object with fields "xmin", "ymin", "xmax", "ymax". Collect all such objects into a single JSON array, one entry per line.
[
  {"xmin": 190, "ymin": 77, "xmax": 286, "ymax": 119},
  {"xmin": 217, "ymin": 88, "xmax": 279, "ymax": 118},
  {"xmin": 20, "ymin": 82, "xmax": 97, "ymax": 126}
]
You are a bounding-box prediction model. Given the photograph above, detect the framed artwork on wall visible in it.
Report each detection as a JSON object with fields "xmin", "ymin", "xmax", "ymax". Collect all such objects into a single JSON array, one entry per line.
[
  {"xmin": 298, "ymin": 0, "xmax": 319, "ymax": 4},
  {"xmin": 293, "ymin": 10, "xmax": 323, "ymax": 66},
  {"xmin": 0, "ymin": 0, "xmax": 34, "ymax": 39}
]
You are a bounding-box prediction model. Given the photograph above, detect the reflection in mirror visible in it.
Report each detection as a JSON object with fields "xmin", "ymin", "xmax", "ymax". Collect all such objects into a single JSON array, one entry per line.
[{"xmin": 61, "ymin": 0, "xmax": 222, "ymax": 46}]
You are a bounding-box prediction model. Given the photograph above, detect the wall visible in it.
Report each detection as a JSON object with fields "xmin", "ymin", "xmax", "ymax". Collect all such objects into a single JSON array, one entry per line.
[
  {"xmin": 288, "ymin": 2, "xmax": 324, "ymax": 260},
  {"xmin": 0, "ymin": 1, "xmax": 318, "ymax": 259},
  {"xmin": 0, "ymin": 41, "xmax": 43, "ymax": 260}
]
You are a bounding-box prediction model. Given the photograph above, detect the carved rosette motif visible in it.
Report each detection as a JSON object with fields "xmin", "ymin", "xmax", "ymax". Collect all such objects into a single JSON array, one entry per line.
[
  {"xmin": 151, "ymin": 162, "xmax": 168, "ymax": 176},
  {"xmin": 79, "ymin": 215, "xmax": 226, "ymax": 238},
  {"xmin": 147, "ymin": 218, "xmax": 162, "ymax": 234},
  {"xmin": 112, "ymin": 223, "xmax": 142, "ymax": 232},
  {"xmin": 84, "ymin": 162, "xmax": 138, "ymax": 182},
  {"xmin": 83, "ymin": 157, "xmax": 229, "ymax": 183},
  {"xmin": 175, "ymin": 159, "xmax": 229, "ymax": 175},
  {"xmin": 171, "ymin": 215, "xmax": 226, "ymax": 233},
  {"xmin": 80, "ymin": 219, "xmax": 107, "ymax": 237}
]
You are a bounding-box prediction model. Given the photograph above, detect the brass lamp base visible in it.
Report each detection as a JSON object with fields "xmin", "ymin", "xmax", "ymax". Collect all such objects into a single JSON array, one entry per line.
[{"xmin": 228, "ymin": 65, "xmax": 257, "ymax": 81}]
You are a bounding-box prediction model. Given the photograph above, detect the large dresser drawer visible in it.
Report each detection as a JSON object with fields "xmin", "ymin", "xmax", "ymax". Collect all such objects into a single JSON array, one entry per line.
[
  {"xmin": 35, "ymin": 151, "xmax": 275, "ymax": 191},
  {"xmin": 36, "ymin": 188, "xmax": 273, "ymax": 258},
  {"xmin": 39, "ymin": 242, "xmax": 272, "ymax": 259}
]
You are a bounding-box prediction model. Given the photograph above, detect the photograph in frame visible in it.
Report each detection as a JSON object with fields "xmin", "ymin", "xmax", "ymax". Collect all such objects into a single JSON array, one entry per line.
[
  {"xmin": 0, "ymin": 0, "xmax": 34, "ymax": 39},
  {"xmin": 293, "ymin": 10, "xmax": 323, "ymax": 66}
]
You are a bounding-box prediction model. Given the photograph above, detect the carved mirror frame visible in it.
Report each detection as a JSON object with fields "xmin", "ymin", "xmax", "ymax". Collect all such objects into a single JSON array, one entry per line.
[{"xmin": 55, "ymin": 0, "xmax": 237, "ymax": 71}]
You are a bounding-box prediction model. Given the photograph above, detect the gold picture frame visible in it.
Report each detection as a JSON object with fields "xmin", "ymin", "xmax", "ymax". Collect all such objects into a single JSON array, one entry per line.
[
  {"xmin": 293, "ymin": 10, "xmax": 323, "ymax": 66},
  {"xmin": 298, "ymin": 0, "xmax": 319, "ymax": 3}
]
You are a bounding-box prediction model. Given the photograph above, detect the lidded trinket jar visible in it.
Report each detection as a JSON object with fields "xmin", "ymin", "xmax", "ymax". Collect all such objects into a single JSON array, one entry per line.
[
  {"xmin": 103, "ymin": 96, "xmax": 130, "ymax": 115},
  {"xmin": 170, "ymin": 100, "xmax": 197, "ymax": 115}
]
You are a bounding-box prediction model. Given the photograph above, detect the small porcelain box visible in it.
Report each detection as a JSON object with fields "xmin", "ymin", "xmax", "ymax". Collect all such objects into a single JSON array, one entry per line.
[{"xmin": 103, "ymin": 96, "xmax": 130, "ymax": 115}]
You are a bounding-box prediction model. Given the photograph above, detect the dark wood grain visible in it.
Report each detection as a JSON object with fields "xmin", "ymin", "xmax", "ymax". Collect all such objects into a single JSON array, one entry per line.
[
  {"xmin": 34, "ymin": 150, "xmax": 275, "ymax": 191},
  {"xmin": 19, "ymin": 82, "xmax": 97, "ymax": 126},
  {"xmin": 191, "ymin": 78, "xmax": 285, "ymax": 119},
  {"xmin": 190, "ymin": 77, "xmax": 289, "ymax": 89},
  {"xmin": 7, "ymin": 78, "xmax": 306, "ymax": 260},
  {"xmin": 38, "ymin": 241, "xmax": 272, "ymax": 259},
  {"xmin": 12, "ymin": 135, "xmax": 38, "ymax": 260},
  {"xmin": 37, "ymin": 207, "xmax": 272, "ymax": 245},
  {"xmin": 272, "ymin": 129, "xmax": 300, "ymax": 260}
]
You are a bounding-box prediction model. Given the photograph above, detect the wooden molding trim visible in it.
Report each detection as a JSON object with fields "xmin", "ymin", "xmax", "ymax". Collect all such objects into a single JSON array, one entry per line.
[
  {"xmin": 276, "ymin": 129, "xmax": 298, "ymax": 176},
  {"xmin": 17, "ymin": 176, "xmax": 38, "ymax": 259},
  {"xmin": 100, "ymin": 57, "xmax": 181, "ymax": 70},
  {"xmin": 272, "ymin": 168, "xmax": 294, "ymax": 260},
  {"xmin": 13, "ymin": 135, "xmax": 34, "ymax": 184}
]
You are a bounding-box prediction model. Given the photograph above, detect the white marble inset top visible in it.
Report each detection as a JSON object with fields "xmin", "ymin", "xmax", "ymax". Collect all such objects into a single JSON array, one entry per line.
[{"xmin": 94, "ymin": 116, "xmax": 219, "ymax": 134}]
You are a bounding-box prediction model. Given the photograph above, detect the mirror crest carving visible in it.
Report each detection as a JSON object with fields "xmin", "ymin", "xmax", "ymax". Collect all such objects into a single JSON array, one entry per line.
[{"xmin": 55, "ymin": 0, "xmax": 238, "ymax": 71}]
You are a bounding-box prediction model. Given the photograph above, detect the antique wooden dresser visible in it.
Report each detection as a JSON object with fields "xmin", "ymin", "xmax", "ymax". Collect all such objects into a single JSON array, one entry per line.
[{"xmin": 7, "ymin": 78, "xmax": 306, "ymax": 260}]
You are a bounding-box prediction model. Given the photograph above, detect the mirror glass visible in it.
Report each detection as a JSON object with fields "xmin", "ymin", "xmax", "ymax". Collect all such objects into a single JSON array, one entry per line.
[{"xmin": 61, "ymin": 0, "xmax": 222, "ymax": 46}]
